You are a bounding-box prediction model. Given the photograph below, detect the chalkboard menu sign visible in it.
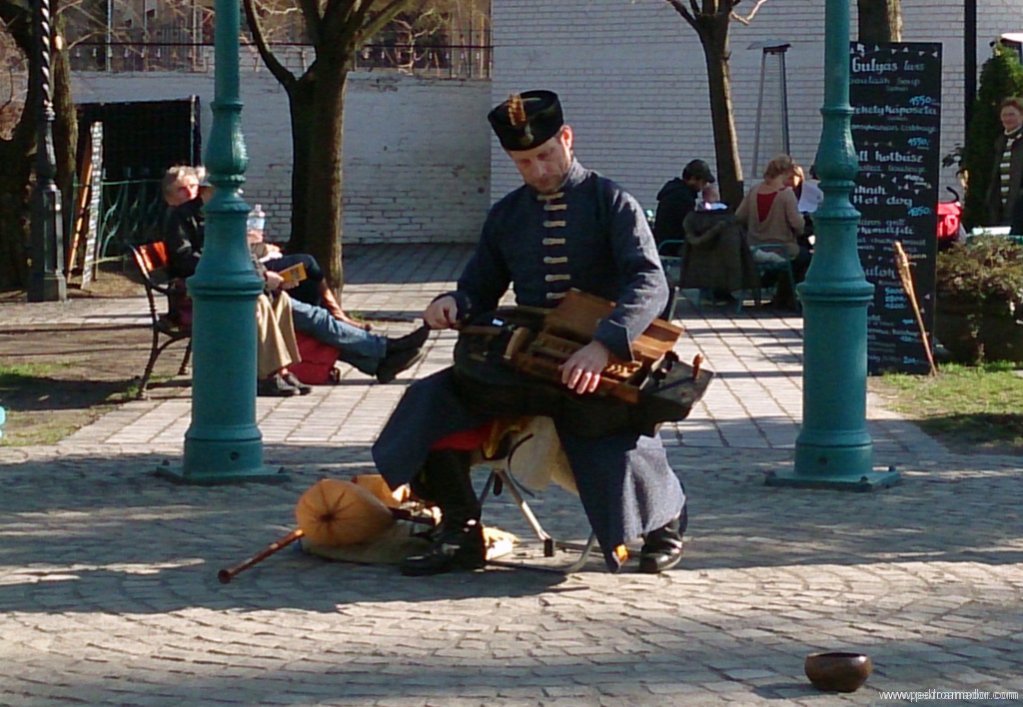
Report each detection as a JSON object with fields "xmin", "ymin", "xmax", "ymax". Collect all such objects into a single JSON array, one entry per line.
[{"xmin": 850, "ymin": 42, "xmax": 941, "ymax": 375}]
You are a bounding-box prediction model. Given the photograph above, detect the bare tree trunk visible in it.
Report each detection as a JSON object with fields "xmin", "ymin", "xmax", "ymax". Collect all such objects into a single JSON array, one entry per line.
[
  {"xmin": 699, "ymin": 14, "xmax": 744, "ymax": 208},
  {"xmin": 302, "ymin": 60, "xmax": 348, "ymax": 290},
  {"xmin": 0, "ymin": 0, "xmax": 76, "ymax": 290},
  {"xmin": 0, "ymin": 153, "xmax": 33, "ymax": 289},
  {"xmin": 285, "ymin": 74, "xmax": 315, "ymax": 253},
  {"xmin": 0, "ymin": 0, "xmax": 34, "ymax": 290},
  {"xmin": 242, "ymin": 0, "xmax": 417, "ymax": 293},
  {"xmin": 664, "ymin": 1, "xmax": 745, "ymax": 207},
  {"xmin": 857, "ymin": 0, "xmax": 902, "ymax": 42}
]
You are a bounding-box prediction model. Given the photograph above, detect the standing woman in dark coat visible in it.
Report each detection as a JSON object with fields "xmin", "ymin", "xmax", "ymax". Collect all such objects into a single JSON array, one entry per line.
[{"xmin": 985, "ymin": 97, "xmax": 1023, "ymax": 227}]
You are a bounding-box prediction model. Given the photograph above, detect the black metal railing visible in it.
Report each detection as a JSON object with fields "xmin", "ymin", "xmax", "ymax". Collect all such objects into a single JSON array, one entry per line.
[
  {"xmin": 73, "ymin": 178, "xmax": 167, "ymax": 260},
  {"xmin": 69, "ymin": 40, "xmax": 493, "ymax": 79}
]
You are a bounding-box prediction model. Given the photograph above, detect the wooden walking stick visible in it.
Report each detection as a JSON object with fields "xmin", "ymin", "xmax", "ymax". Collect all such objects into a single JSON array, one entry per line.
[
  {"xmin": 893, "ymin": 241, "xmax": 938, "ymax": 376},
  {"xmin": 218, "ymin": 529, "xmax": 304, "ymax": 584}
]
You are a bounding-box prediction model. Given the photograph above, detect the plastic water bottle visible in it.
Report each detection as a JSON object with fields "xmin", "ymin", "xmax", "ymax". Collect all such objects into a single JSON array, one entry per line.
[{"xmin": 247, "ymin": 204, "xmax": 266, "ymax": 233}]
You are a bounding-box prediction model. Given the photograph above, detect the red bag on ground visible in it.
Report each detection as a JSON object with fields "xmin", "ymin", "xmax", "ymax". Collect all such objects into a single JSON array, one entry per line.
[{"xmin": 290, "ymin": 331, "xmax": 341, "ymax": 384}]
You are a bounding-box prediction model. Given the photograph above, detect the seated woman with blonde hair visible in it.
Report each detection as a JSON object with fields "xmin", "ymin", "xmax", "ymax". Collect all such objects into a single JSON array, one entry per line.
[{"xmin": 735, "ymin": 155, "xmax": 812, "ymax": 307}]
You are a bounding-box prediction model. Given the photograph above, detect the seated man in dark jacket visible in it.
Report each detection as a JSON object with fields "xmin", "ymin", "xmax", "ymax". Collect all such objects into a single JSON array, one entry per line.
[
  {"xmin": 161, "ymin": 166, "xmax": 205, "ymax": 280},
  {"xmin": 653, "ymin": 158, "xmax": 715, "ymax": 257}
]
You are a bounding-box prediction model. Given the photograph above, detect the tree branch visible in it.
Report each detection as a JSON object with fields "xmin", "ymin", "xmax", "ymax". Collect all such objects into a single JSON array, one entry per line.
[
  {"xmin": 0, "ymin": 0, "xmax": 34, "ymax": 57},
  {"xmin": 299, "ymin": 0, "xmax": 323, "ymax": 44},
  {"xmin": 664, "ymin": 0, "xmax": 697, "ymax": 30},
  {"xmin": 243, "ymin": 0, "xmax": 297, "ymax": 87},
  {"xmin": 8, "ymin": 52, "xmax": 37, "ymax": 155},
  {"xmin": 305, "ymin": 0, "xmax": 351, "ymax": 59},
  {"xmin": 731, "ymin": 0, "xmax": 769, "ymax": 25},
  {"xmin": 356, "ymin": 0, "xmax": 416, "ymax": 44}
]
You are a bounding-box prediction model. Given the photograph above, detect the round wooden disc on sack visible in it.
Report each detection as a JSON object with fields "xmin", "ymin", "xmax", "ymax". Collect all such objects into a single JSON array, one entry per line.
[{"xmin": 294, "ymin": 479, "xmax": 395, "ymax": 546}]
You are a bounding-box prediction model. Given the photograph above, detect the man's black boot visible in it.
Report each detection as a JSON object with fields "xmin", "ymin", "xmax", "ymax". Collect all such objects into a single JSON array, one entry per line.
[
  {"xmin": 401, "ymin": 450, "xmax": 485, "ymax": 576},
  {"xmin": 638, "ymin": 514, "xmax": 684, "ymax": 574},
  {"xmin": 400, "ymin": 518, "xmax": 485, "ymax": 577}
]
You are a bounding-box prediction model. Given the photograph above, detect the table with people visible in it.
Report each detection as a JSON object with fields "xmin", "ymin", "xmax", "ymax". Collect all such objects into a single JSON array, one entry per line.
[{"xmin": 652, "ymin": 153, "xmax": 816, "ymax": 311}]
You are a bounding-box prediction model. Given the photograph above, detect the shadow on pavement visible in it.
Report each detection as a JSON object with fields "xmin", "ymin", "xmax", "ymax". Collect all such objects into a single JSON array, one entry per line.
[{"xmin": 0, "ymin": 443, "xmax": 1020, "ymax": 618}]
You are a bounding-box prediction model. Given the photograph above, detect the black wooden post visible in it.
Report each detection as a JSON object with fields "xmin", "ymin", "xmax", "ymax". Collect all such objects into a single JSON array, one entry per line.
[{"xmin": 28, "ymin": 0, "xmax": 67, "ymax": 303}]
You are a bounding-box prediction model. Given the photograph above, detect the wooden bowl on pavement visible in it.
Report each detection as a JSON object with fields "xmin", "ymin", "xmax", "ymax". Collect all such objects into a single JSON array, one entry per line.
[{"xmin": 804, "ymin": 651, "xmax": 873, "ymax": 693}]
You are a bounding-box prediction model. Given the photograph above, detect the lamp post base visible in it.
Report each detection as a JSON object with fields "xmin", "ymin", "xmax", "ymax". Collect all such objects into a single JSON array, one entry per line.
[
  {"xmin": 155, "ymin": 461, "xmax": 289, "ymax": 486},
  {"xmin": 157, "ymin": 435, "xmax": 289, "ymax": 485},
  {"xmin": 28, "ymin": 271, "xmax": 67, "ymax": 303},
  {"xmin": 764, "ymin": 465, "xmax": 901, "ymax": 492}
]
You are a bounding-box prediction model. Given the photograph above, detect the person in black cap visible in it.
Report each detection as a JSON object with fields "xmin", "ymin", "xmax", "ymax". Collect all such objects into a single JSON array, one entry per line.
[
  {"xmin": 372, "ymin": 89, "xmax": 688, "ymax": 577},
  {"xmin": 653, "ymin": 158, "xmax": 717, "ymax": 257}
]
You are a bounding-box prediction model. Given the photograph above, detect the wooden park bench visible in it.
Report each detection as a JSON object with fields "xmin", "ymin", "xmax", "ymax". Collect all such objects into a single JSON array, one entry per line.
[{"xmin": 128, "ymin": 242, "xmax": 192, "ymax": 399}]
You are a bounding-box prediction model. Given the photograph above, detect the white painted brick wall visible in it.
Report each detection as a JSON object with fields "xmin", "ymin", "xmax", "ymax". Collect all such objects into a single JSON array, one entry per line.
[
  {"xmin": 68, "ymin": 0, "xmax": 1023, "ymax": 243},
  {"xmin": 344, "ymin": 74, "xmax": 490, "ymax": 244},
  {"xmin": 491, "ymin": 0, "xmax": 1023, "ymax": 210},
  {"xmin": 71, "ymin": 71, "xmax": 490, "ymax": 244}
]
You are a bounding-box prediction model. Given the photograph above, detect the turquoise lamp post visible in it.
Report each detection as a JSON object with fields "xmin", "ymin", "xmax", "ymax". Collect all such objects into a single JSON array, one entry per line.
[
  {"xmin": 765, "ymin": 0, "xmax": 899, "ymax": 491},
  {"xmin": 160, "ymin": 0, "xmax": 281, "ymax": 484}
]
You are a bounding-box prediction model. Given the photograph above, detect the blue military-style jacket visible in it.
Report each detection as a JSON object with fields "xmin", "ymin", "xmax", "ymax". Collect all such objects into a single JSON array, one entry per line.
[{"xmin": 454, "ymin": 160, "xmax": 667, "ymax": 361}]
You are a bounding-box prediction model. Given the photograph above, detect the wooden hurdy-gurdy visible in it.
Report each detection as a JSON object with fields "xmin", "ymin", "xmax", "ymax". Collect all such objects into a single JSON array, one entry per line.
[{"xmin": 452, "ymin": 290, "xmax": 714, "ymax": 437}]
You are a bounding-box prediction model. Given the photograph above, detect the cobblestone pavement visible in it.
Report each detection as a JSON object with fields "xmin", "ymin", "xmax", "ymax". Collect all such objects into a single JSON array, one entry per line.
[{"xmin": 1, "ymin": 245, "xmax": 1021, "ymax": 706}]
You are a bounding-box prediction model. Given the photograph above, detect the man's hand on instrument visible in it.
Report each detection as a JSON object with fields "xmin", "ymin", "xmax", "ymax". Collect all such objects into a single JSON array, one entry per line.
[
  {"xmin": 424, "ymin": 295, "xmax": 459, "ymax": 329},
  {"xmin": 561, "ymin": 340, "xmax": 610, "ymax": 394}
]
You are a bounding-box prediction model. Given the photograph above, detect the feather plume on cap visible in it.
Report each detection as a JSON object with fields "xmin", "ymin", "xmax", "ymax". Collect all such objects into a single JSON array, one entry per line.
[
  {"xmin": 507, "ymin": 93, "xmax": 533, "ymax": 145},
  {"xmin": 507, "ymin": 94, "xmax": 527, "ymax": 127}
]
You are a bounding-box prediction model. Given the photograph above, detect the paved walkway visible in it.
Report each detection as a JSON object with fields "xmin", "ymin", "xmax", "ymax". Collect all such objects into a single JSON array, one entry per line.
[{"xmin": 0, "ymin": 245, "xmax": 1020, "ymax": 706}]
